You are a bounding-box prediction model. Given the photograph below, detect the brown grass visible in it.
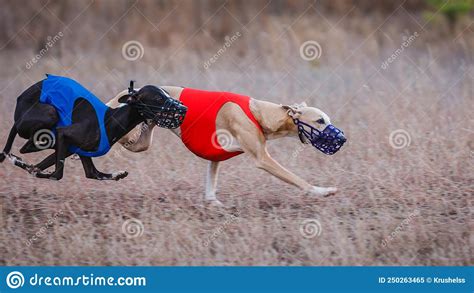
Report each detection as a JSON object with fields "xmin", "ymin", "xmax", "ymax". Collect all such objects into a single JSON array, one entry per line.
[{"xmin": 0, "ymin": 1, "xmax": 472, "ymax": 266}]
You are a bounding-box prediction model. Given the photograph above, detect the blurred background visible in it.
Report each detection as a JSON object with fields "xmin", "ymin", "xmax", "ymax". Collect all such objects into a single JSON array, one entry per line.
[{"xmin": 0, "ymin": 0, "xmax": 472, "ymax": 266}]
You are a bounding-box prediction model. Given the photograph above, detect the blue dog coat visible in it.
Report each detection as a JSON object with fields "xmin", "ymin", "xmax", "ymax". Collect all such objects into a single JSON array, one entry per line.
[{"xmin": 39, "ymin": 74, "xmax": 111, "ymax": 157}]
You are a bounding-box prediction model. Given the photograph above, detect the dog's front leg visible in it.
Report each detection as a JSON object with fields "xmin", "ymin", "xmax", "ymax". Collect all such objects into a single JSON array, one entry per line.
[
  {"xmin": 255, "ymin": 149, "xmax": 311, "ymax": 190},
  {"xmin": 255, "ymin": 152, "xmax": 337, "ymax": 197},
  {"xmin": 238, "ymin": 135, "xmax": 337, "ymax": 196},
  {"xmin": 205, "ymin": 161, "xmax": 222, "ymax": 205},
  {"xmin": 80, "ymin": 156, "xmax": 128, "ymax": 181},
  {"xmin": 234, "ymin": 131, "xmax": 311, "ymax": 190}
]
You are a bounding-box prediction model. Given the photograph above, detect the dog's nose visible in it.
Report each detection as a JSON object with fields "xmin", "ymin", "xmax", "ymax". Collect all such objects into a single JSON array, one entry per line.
[{"xmin": 337, "ymin": 132, "xmax": 346, "ymax": 143}]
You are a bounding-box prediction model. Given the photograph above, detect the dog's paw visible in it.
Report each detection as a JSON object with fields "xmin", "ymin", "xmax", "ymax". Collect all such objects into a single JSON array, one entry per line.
[
  {"xmin": 35, "ymin": 171, "xmax": 52, "ymax": 179},
  {"xmin": 7, "ymin": 153, "xmax": 22, "ymax": 164},
  {"xmin": 36, "ymin": 171, "xmax": 62, "ymax": 180},
  {"xmin": 112, "ymin": 171, "xmax": 128, "ymax": 181},
  {"xmin": 26, "ymin": 166, "xmax": 41, "ymax": 175},
  {"xmin": 207, "ymin": 199, "xmax": 224, "ymax": 207},
  {"xmin": 0, "ymin": 152, "xmax": 6, "ymax": 163},
  {"xmin": 307, "ymin": 186, "xmax": 338, "ymax": 197}
]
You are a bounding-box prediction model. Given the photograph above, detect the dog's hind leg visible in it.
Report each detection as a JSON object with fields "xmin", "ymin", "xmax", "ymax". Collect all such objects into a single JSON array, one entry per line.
[
  {"xmin": 0, "ymin": 126, "xmax": 17, "ymax": 162},
  {"xmin": 34, "ymin": 150, "xmax": 73, "ymax": 172},
  {"xmin": 6, "ymin": 149, "xmax": 73, "ymax": 176},
  {"xmin": 35, "ymin": 127, "xmax": 68, "ymax": 180},
  {"xmin": 205, "ymin": 161, "xmax": 222, "ymax": 205},
  {"xmin": 1, "ymin": 126, "xmax": 44, "ymax": 174},
  {"xmin": 5, "ymin": 153, "xmax": 38, "ymax": 173},
  {"xmin": 19, "ymin": 138, "xmax": 44, "ymax": 154},
  {"xmin": 80, "ymin": 156, "xmax": 128, "ymax": 181}
]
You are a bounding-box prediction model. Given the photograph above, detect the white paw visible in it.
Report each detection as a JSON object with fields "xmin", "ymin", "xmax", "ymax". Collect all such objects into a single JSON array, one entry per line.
[
  {"xmin": 112, "ymin": 171, "xmax": 128, "ymax": 181},
  {"xmin": 7, "ymin": 154, "xmax": 19, "ymax": 164},
  {"xmin": 307, "ymin": 186, "xmax": 338, "ymax": 197},
  {"xmin": 207, "ymin": 199, "xmax": 224, "ymax": 207}
]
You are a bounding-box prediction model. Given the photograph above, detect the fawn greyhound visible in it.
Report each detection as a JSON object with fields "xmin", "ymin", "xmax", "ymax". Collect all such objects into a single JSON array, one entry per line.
[
  {"xmin": 0, "ymin": 76, "xmax": 186, "ymax": 180},
  {"xmin": 107, "ymin": 86, "xmax": 346, "ymax": 205}
]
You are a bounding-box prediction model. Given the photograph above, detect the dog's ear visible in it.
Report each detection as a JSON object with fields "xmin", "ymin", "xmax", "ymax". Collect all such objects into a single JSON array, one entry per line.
[
  {"xmin": 118, "ymin": 94, "xmax": 137, "ymax": 104},
  {"xmin": 282, "ymin": 104, "xmax": 302, "ymax": 119}
]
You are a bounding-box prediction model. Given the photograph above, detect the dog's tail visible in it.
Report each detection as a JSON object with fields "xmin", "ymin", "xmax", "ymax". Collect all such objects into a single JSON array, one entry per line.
[{"xmin": 0, "ymin": 125, "xmax": 17, "ymax": 163}]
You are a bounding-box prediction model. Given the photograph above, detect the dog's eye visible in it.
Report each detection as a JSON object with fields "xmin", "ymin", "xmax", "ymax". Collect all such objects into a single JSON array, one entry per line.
[{"xmin": 316, "ymin": 118, "xmax": 325, "ymax": 124}]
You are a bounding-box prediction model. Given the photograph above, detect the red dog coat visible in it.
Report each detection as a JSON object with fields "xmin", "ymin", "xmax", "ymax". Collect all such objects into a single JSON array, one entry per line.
[{"xmin": 179, "ymin": 88, "xmax": 262, "ymax": 161}]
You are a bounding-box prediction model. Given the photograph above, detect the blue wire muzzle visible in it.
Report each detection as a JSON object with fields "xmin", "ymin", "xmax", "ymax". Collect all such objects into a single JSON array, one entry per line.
[{"xmin": 294, "ymin": 119, "xmax": 346, "ymax": 155}]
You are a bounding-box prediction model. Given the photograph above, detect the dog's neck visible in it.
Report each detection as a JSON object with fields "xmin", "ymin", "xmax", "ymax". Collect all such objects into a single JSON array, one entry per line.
[
  {"xmin": 250, "ymin": 100, "xmax": 298, "ymax": 140},
  {"xmin": 105, "ymin": 106, "xmax": 144, "ymax": 145}
]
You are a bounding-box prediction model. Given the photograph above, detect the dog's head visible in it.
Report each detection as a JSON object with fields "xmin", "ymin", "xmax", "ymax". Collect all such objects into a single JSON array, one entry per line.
[
  {"xmin": 283, "ymin": 102, "xmax": 346, "ymax": 155},
  {"xmin": 119, "ymin": 85, "xmax": 187, "ymax": 129}
]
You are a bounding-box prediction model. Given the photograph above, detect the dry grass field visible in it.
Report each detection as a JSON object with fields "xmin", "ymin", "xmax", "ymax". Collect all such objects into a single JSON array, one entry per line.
[{"xmin": 0, "ymin": 0, "xmax": 472, "ymax": 266}]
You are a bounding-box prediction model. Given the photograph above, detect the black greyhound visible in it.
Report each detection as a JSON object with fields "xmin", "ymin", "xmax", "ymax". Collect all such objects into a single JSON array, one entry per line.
[{"xmin": 0, "ymin": 75, "xmax": 186, "ymax": 180}]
